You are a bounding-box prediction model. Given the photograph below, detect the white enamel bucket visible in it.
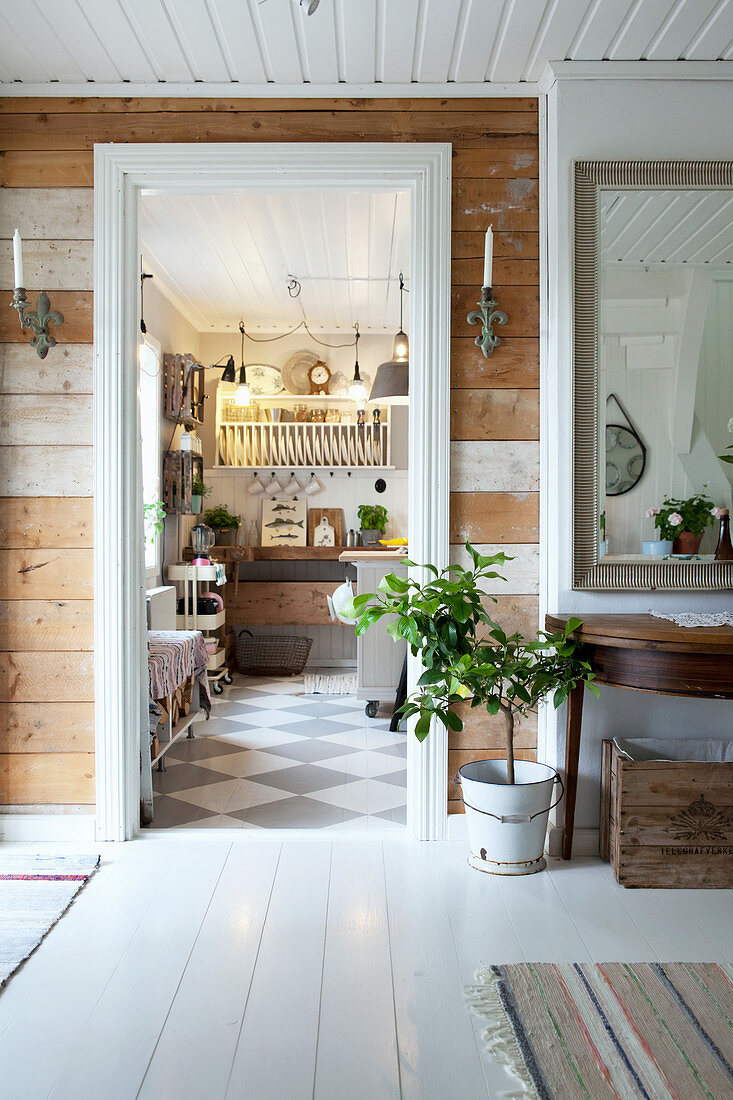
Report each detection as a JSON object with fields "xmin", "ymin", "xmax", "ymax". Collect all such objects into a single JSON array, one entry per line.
[{"xmin": 455, "ymin": 759, "xmax": 564, "ymax": 875}]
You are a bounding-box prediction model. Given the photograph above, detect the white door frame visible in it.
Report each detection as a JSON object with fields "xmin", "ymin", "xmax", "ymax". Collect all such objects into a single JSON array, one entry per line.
[{"xmin": 93, "ymin": 142, "xmax": 452, "ymax": 842}]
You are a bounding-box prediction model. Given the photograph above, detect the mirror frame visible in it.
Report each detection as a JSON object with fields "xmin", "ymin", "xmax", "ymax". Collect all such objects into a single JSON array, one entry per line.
[{"xmin": 572, "ymin": 159, "xmax": 733, "ymax": 590}]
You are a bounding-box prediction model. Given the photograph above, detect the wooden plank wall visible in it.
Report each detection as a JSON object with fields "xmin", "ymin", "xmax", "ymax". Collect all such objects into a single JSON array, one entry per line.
[{"xmin": 0, "ymin": 97, "xmax": 539, "ymax": 816}]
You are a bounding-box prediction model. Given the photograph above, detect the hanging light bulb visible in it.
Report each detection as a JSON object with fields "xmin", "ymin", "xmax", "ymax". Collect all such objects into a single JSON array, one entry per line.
[
  {"xmin": 391, "ymin": 272, "xmax": 409, "ymax": 362},
  {"xmin": 349, "ymin": 323, "xmax": 368, "ymax": 406},
  {"xmin": 234, "ymin": 320, "xmax": 251, "ymax": 406}
]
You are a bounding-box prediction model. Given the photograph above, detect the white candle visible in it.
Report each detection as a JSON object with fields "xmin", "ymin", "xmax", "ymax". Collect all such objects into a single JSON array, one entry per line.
[
  {"xmin": 12, "ymin": 228, "xmax": 23, "ymax": 288},
  {"xmin": 483, "ymin": 224, "xmax": 493, "ymax": 289}
]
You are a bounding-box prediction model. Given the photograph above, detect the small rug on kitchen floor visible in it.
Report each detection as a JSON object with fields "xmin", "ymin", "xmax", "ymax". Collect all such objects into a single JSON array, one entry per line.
[
  {"xmin": 303, "ymin": 671, "xmax": 358, "ymax": 695},
  {"xmin": 466, "ymin": 962, "xmax": 733, "ymax": 1100},
  {"xmin": 0, "ymin": 854, "xmax": 100, "ymax": 990}
]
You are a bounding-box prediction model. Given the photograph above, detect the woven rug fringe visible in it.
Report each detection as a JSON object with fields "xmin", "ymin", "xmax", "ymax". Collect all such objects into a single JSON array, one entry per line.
[
  {"xmin": 303, "ymin": 672, "xmax": 358, "ymax": 695},
  {"xmin": 465, "ymin": 967, "xmax": 540, "ymax": 1100}
]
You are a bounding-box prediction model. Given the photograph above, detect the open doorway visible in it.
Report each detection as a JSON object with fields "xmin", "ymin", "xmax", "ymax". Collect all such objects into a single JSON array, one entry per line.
[
  {"xmin": 141, "ymin": 187, "xmax": 410, "ymax": 830},
  {"xmin": 93, "ymin": 142, "xmax": 450, "ymax": 842}
]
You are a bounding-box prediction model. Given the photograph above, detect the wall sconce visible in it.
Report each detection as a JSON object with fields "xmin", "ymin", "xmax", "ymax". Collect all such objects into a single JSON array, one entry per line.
[
  {"xmin": 466, "ymin": 225, "xmax": 507, "ymax": 358},
  {"xmin": 12, "ymin": 289, "xmax": 64, "ymax": 360},
  {"xmin": 11, "ymin": 230, "xmax": 64, "ymax": 359}
]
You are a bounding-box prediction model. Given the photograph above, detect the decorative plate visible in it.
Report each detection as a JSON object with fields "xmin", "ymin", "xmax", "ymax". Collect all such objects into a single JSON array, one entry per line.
[
  {"xmin": 245, "ymin": 364, "xmax": 284, "ymax": 396},
  {"xmin": 329, "ymin": 371, "xmax": 350, "ymax": 397},
  {"xmin": 282, "ymin": 351, "xmax": 319, "ymax": 395}
]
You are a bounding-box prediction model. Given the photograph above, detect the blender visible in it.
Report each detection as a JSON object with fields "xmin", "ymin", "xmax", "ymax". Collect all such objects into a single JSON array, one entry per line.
[{"xmin": 191, "ymin": 522, "xmax": 215, "ymax": 565}]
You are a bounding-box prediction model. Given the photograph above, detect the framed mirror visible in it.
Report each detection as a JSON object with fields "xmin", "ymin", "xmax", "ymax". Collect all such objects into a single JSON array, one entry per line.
[{"xmin": 572, "ymin": 160, "xmax": 733, "ymax": 590}]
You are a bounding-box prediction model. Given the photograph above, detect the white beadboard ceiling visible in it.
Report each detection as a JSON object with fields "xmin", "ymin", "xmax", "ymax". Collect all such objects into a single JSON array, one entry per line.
[
  {"xmin": 600, "ymin": 190, "xmax": 733, "ymax": 265},
  {"xmin": 0, "ymin": 0, "xmax": 731, "ymax": 90},
  {"xmin": 140, "ymin": 189, "xmax": 410, "ymax": 332}
]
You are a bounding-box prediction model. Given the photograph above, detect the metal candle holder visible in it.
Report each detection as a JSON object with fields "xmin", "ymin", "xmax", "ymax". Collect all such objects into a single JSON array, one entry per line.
[
  {"xmin": 466, "ymin": 286, "xmax": 507, "ymax": 358},
  {"xmin": 11, "ymin": 288, "xmax": 64, "ymax": 359}
]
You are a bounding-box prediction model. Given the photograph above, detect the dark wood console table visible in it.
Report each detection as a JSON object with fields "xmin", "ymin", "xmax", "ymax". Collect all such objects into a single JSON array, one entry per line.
[{"xmin": 545, "ymin": 613, "xmax": 733, "ymax": 860}]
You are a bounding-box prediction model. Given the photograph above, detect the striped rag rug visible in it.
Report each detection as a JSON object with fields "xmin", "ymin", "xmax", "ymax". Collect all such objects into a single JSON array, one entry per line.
[
  {"xmin": 466, "ymin": 962, "xmax": 733, "ymax": 1100},
  {"xmin": 0, "ymin": 854, "xmax": 100, "ymax": 990}
]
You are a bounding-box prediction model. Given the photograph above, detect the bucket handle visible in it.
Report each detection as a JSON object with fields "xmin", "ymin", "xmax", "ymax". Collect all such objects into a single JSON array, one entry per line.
[{"xmin": 453, "ymin": 772, "xmax": 565, "ymax": 823}]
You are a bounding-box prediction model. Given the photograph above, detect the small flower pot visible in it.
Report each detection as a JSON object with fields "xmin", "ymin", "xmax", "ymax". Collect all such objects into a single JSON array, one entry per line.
[
  {"xmin": 359, "ymin": 528, "xmax": 382, "ymax": 547},
  {"xmin": 672, "ymin": 530, "xmax": 702, "ymax": 555},
  {"xmin": 191, "ymin": 494, "xmax": 202, "ymax": 515},
  {"xmin": 642, "ymin": 539, "xmax": 673, "ymax": 555},
  {"xmin": 214, "ymin": 527, "xmax": 237, "ymax": 546}
]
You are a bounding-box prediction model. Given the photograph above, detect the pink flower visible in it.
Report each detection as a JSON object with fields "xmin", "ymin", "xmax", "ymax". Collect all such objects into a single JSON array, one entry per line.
[
  {"xmin": 645, "ymin": 507, "xmax": 660, "ymax": 518},
  {"xmin": 668, "ymin": 512, "xmax": 683, "ymax": 527},
  {"xmin": 711, "ymin": 506, "xmax": 723, "ymax": 518}
]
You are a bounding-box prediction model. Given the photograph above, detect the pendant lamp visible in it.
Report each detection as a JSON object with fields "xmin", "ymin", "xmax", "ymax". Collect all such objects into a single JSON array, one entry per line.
[
  {"xmin": 349, "ymin": 324, "xmax": 368, "ymax": 406},
  {"xmin": 234, "ymin": 320, "xmax": 251, "ymax": 406},
  {"xmin": 370, "ymin": 272, "xmax": 409, "ymax": 405}
]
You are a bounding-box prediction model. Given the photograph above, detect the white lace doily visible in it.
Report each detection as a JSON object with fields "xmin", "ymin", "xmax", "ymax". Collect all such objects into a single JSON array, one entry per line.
[{"xmin": 650, "ymin": 610, "xmax": 733, "ymax": 628}]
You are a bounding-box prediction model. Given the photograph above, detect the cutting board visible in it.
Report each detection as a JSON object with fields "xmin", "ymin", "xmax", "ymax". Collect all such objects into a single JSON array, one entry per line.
[{"xmin": 308, "ymin": 507, "xmax": 344, "ymax": 546}]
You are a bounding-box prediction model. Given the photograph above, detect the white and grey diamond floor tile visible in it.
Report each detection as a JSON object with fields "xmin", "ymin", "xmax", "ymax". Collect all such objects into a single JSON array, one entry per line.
[{"xmin": 150, "ymin": 671, "xmax": 407, "ymax": 830}]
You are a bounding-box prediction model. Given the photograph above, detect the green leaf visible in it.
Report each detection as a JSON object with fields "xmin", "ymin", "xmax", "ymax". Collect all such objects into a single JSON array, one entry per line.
[
  {"xmin": 414, "ymin": 712, "xmax": 432, "ymax": 741},
  {"xmin": 417, "ymin": 668, "xmax": 447, "ymax": 687},
  {"xmin": 442, "ymin": 709, "xmax": 463, "ymax": 732}
]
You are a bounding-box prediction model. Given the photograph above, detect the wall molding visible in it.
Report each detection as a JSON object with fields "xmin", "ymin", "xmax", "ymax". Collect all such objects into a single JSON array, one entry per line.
[
  {"xmin": 0, "ymin": 81, "xmax": 538, "ymax": 99},
  {"xmin": 540, "ymin": 61, "xmax": 733, "ymax": 92},
  {"xmin": 0, "ymin": 813, "xmax": 96, "ymax": 842},
  {"xmin": 94, "ymin": 141, "xmax": 452, "ymax": 841}
]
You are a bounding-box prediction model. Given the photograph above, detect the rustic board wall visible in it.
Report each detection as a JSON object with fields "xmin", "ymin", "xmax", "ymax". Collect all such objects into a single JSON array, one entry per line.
[{"xmin": 0, "ymin": 96, "xmax": 539, "ymax": 818}]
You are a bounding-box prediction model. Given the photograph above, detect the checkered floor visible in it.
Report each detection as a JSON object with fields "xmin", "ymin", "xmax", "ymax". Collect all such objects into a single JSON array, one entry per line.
[{"xmin": 150, "ymin": 672, "xmax": 407, "ymax": 831}]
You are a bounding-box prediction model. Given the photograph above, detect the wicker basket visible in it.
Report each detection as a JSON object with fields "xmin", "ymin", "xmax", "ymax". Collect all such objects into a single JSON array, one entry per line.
[{"xmin": 235, "ymin": 630, "xmax": 313, "ymax": 676}]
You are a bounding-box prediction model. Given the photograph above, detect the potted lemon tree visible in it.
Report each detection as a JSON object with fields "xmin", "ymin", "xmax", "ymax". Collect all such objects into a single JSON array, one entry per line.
[{"xmin": 346, "ymin": 543, "xmax": 597, "ymax": 874}]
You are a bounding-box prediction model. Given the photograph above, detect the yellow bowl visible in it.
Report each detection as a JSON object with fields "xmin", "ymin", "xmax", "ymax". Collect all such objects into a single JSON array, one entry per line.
[{"xmin": 379, "ymin": 538, "xmax": 408, "ymax": 546}]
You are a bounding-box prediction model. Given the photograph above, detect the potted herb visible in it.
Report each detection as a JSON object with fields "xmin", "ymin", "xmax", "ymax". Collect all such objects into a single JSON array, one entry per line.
[
  {"xmin": 357, "ymin": 503, "xmax": 388, "ymax": 547},
  {"xmin": 646, "ymin": 491, "xmax": 715, "ymax": 555},
  {"xmin": 191, "ymin": 475, "xmax": 211, "ymax": 515},
  {"xmin": 346, "ymin": 543, "xmax": 597, "ymax": 874},
  {"xmin": 202, "ymin": 505, "xmax": 240, "ymax": 545}
]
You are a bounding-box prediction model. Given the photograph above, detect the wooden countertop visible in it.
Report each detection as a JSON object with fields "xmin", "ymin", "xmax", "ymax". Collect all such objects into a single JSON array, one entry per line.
[
  {"xmin": 546, "ymin": 613, "xmax": 733, "ymax": 654},
  {"xmin": 338, "ymin": 550, "xmax": 409, "ymax": 562},
  {"xmin": 184, "ymin": 545, "xmax": 346, "ymax": 562}
]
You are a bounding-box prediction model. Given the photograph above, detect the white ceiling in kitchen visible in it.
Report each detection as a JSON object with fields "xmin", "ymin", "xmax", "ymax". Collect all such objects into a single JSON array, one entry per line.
[
  {"xmin": 139, "ymin": 188, "xmax": 411, "ymax": 332},
  {"xmin": 0, "ymin": 0, "xmax": 730, "ymax": 89}
]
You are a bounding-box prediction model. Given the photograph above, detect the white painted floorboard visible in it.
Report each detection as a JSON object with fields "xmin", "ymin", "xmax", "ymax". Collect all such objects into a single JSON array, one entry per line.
[{"xmin": 0, "ymin": 841, "xmax": 730, "ymax": 1100}]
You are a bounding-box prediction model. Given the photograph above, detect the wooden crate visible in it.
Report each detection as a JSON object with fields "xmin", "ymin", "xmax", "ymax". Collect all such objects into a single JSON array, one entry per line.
[
  {"xmin": 601, "ymin": 739, "xmax": 733, "ymax": 888},
  {"xmin": 162, "ymin": 353, "xmax": 205, "ymax": 425},
  {"xmin": 162, "ymin": 450, "xmax": 203, "ymax": 515}
]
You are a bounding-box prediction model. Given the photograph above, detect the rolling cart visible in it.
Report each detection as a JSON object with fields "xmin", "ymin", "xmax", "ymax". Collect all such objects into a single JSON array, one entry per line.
[{"xmin": 166, "ymin": 563, "xmax": 233, "ymax": 694}]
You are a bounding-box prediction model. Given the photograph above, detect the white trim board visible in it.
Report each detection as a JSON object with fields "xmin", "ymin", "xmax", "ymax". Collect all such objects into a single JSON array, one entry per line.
[
  {"xmin": 0, "ymin": 814, "xmax": 97, "ymax": 842},
  {"xmin": 539, "ymin": 60, "xmax": 733, "ymax": 92},
  {"xmin": 1, "ymin": 81, "xmax": 536, "ymax": 98},
  {"xmin": 94, "ymin": 142, "xmax": 452, "ymax": 842}
]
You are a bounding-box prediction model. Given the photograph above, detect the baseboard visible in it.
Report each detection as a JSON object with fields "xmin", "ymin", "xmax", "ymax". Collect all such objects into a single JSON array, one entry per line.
[
  {"xmin": 0, "ymin": 813, "xmax": 97, "ymax": 842},
  {"xmin": 546, "ymin": 825, "xmax": 600, "ymax": 857}
]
